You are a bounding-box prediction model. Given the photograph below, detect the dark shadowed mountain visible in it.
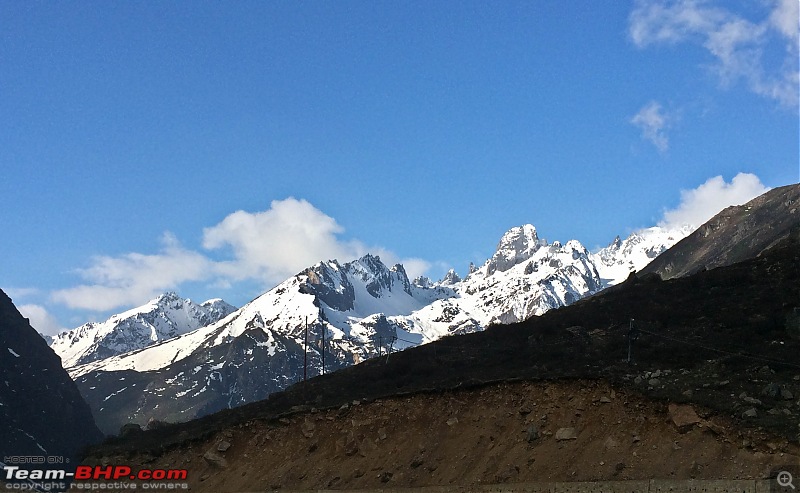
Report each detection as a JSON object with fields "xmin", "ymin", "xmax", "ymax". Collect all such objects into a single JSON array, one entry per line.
[
  {"xmin": 640, "ymin": 183, "xmax": 799, "ymax": 280},
  {"xmin": 0, "ymin": 289, "xmax": 103, "ymax": 462}
]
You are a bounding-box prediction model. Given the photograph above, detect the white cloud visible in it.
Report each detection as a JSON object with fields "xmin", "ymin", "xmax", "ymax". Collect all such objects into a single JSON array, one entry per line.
[
  {"xmin": 659, "ymin": 172, "xmax": 770, "ymax": 229},
  {"xmin": 629, "ymin": 0, "xmax": 725, "ymax": 46},
  {"xmin": 202, "ymin": 197, "xmax": 368, "ymax": 284},
  {"xmin": 629, "ymin": 0, "xmax": 799, "ymax": 107},
  {"xmin": 630, "ymin": 100, "xmax": 672, "ymax": 152},
  {"xmin": 769, "ymin": 0, "xmax": 800, "ymax": 40},
  {"xmin": 51, "ymin": 198, "xmax": 433, "ymax": 313},
  {"xmin": 51, "ymin": 232, "xmax": 215, "ymax": 311},
  {"xmin": 2, "ymin": 287, "xmax": 40, "ymax": 300},
  {"xmin": 18, "ymin": 304, "xmax": 64, "ymax": 336}
]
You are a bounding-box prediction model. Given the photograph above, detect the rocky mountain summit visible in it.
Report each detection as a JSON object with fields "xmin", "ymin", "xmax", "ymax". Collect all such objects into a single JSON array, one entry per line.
[
  {"xmin": 594, "ymin": 225, "xmax": 694, "ymax": 283},
  {"xmin": 458, "ymin": 225, "xmax": 605, "ymax": 324},
  {"xmin": 49, "ymin": 292, "xmax": 236, "ymax": 367}
]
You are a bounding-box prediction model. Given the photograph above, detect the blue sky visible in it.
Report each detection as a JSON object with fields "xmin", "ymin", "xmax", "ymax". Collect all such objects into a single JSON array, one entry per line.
[{"xmin": 1, "ymin": 1, "xmax": 797, "ymax": 333}]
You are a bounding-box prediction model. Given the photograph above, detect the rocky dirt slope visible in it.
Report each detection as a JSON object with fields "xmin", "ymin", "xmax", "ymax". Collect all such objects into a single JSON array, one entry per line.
[{"xmin": 91, "ymin": 380, "xmax": 798, "ymax": 491}]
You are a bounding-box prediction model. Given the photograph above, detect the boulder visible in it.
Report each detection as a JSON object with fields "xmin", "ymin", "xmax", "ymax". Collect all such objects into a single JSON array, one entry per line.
[
  {"xmin": 555, "ymin": 427, "xmax": 577, "ymax": 441},
  {"xmin": 526, "ymin": 424, "xmax": 540, "ymax": 442},
  {"xmin": 119, "ymin": 423, "xmax": 142, "ymax": 437},
  {"xmin": 203, "ymin": 451, "xmax": 228, "ymax": 468},
  {"xmin": 668, "ymin": 403, "xmax": 701, "ymax": 433}
]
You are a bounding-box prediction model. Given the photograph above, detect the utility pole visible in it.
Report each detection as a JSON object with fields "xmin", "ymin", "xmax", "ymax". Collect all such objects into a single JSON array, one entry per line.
[
  {"xmin": 626, "ymin": 318, "xmax": 639, "ymax": 364},
  {"xmin": 385, "ymin": 334, "xmax": 396, "ymax": 363},
  {"xmin": 321, "ymin": 323, "xmax": 325, "ymax": 376},
  {"xmin": 303, "ymin": 317, "xmax": 308, "ymax": 382}
]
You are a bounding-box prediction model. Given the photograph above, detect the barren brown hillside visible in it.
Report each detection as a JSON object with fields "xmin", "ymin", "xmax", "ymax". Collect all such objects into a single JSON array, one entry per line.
[{"xmin": 88, "ymin": 379, "xmax": 799, "ymax": 491}]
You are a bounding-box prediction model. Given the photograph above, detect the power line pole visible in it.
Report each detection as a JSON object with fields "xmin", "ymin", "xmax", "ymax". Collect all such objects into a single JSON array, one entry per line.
[
  {"xmin": 321, "ymin": 323, "xmax": 325, "ymax": 376},
  {"xmin": 627, "ymin": 318, "xmax": 639, "ymax": 364},
  {"xmin": 303, "ymin": 317, "xmax": 308, "ymax": 383},
  {"xmin": 385, "ymin": 334, "xmax": 396, "ymax": 363}
]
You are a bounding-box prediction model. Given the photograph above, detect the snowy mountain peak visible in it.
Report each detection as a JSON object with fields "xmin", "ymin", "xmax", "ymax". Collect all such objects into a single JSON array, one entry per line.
[
  {"xmin": 413, "ymin": 275, "xmax": 433, "ymax": 288},
  {"xmin": 440, "ymin": 269, "xmax": 462, "ymax": 285},
  {"xmin": 485, "ymin": 224, "xmax": 545, "ymax": 276},
  {"xmin": 49, "ymin": 293, "xmax": 237, "ymax": 368},
  {"xmin": 593, "ymin": 224, "xmax": 695, "ymax": 285},
  {"xmin": 389, "ymin": 263, "xmax": 413, "ymax": 296},
  {"xmin": 301, "ymin": 260, "xmax": 355, "ymax": 312},
  {"xmin": 155, "ymin": 291, "xmax": 181, "ymax": 302},
  {"xmin": 343, "ymin": 254, "xmax": 411, "ymax": 298}
]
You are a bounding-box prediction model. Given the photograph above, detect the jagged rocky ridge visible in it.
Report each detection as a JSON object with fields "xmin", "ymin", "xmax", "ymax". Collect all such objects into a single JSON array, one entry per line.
[
  {"xmin": 69, "ymin": 222, "xmax": 693, "ymax": 434},
  {"xmin": 49, "ymin": 293, "xmax": 236, "ymax": 367}
]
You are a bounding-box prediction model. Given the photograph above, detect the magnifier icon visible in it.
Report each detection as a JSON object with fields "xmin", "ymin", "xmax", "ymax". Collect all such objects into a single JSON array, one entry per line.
[{"xmin": 778, "ymin": 471, "xmax": 796, "ymax": 490}]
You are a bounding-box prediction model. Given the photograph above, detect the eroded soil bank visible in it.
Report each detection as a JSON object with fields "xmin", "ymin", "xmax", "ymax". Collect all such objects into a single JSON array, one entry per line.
[{"xmin": 88, "ymin": 379, "xmax": 799, "ymax": 492}]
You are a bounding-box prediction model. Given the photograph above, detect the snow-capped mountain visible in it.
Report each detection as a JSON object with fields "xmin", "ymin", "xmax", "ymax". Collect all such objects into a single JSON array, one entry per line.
[
  {"xmin": 71, "ymin": 256, "xmax": 463, "ymax": 433},
  {"xmin": 49, "ymin": 293, "xmax": 236, "ymax": 368},
  {"xmin": 69, "ymin": 223, "xmax": 689, "ymax": 434},
  {"xmin": 592, "ymin": 225, "xmax": 694, "ymax": 284},
  {"xmin": 456, "ymin": 225, "xmax": 603, "ymax": 324}
]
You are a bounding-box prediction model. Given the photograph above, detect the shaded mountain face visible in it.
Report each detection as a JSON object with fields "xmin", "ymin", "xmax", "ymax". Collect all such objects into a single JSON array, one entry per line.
[
  {"xmin": 0, "ymin": 289, "xmax": 103, "ymax": 462},
  {"xmin": 49, "ymin": 292, "xmax": 236, "ymax": 367},
  {"xmin": 640, "ymin": 183, "xmax": 800, "ymax": 280}
]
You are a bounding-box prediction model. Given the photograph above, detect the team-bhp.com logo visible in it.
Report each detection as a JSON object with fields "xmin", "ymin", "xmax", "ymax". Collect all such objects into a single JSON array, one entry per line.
[
  {"xmin": 73, "ymin": 466, "xmax": 187, "ymax": 481},
  {"xmin": 4, "ymin": 464, "xmax": 188, "ymax": 491}
]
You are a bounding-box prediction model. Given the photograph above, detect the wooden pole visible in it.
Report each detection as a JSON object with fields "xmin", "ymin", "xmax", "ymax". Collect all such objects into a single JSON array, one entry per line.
[{"xmin": 304, "ymin": 317, "xmax": 308, "ymax": 382}]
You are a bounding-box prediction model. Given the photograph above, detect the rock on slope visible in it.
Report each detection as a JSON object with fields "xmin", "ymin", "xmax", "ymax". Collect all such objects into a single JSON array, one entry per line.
[
  {"xmin": 49, "ymin": 292, "xmax": 236, "ymax": 367},
  {"xmin": 0, "ymin": 289, "xmax": 103, "ymax": 462}
]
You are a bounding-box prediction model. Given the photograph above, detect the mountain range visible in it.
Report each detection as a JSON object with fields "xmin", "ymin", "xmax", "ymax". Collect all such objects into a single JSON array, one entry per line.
[
  {"xmin": 79, "ymin": 183, "xmax": 800, "ymax": 492},
  {"xmin": 54, "ymin": 221, "xmax": 694, "ymax": 434},
  {"xmin": 34, "ymin": 183, "xmax": 800, "ymax": 436}
]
